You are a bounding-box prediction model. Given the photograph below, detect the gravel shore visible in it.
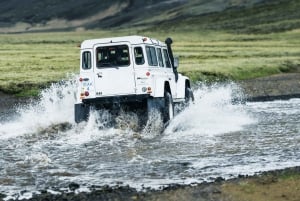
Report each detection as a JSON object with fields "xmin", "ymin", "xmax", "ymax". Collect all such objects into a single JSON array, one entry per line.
[
  {"xmin": 239, "ymin": 73, "xmax": 300, "ymax": 101},
  {"xmin": 2, "ymin": 167, "xmax": 299, "ymax": 201}
]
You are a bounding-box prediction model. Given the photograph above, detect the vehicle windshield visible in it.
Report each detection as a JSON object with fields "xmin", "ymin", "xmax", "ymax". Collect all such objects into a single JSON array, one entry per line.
[{"xmin": 96, "ymin": 45, "xmax": 130, "ymax": 68}]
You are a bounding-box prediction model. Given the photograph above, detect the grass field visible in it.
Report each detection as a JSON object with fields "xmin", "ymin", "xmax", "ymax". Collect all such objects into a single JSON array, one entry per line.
[
  {"xmin": 0, "ymin": 29, "xmax": 300, "ymax": 96},
  {"xmin": 222, "ymin": 168, "xmax": 300, "ymax": 201}
]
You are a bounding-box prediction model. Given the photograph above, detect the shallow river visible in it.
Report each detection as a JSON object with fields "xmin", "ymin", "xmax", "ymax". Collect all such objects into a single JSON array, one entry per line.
[{"xmin": 0, "ymin": 81, "xmax": 299, "ymax": 199}]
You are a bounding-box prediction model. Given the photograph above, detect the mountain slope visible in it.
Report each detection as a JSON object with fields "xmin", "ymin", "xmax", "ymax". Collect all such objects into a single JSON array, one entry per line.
[
  {"xmin": 162, "ymin": 0, "xmax": 300, "ymax": 33},
  {"xmin": 0, "ymin": 0, "xmax": 299, "ymax": 33}
]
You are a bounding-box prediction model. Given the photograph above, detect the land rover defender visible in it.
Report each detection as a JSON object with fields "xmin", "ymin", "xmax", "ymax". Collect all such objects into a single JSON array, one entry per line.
[{"xmin": 75, "ymin": 36, "xmax": 193, "ymax": 127}]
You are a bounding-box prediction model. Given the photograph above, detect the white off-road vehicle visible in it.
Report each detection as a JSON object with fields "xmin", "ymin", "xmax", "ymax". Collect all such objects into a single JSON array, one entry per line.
[{"xmin": 75, "ymin": 35, "xmax": 193, "ymax": 128}]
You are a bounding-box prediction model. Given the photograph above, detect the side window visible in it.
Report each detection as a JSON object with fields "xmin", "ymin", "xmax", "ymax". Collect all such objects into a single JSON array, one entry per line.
[
  {"xmin": 82, "ymin": 51, "xmax": 92, "ymax": 70},
  {"xmin": 163, "ymin": 49, "xmax": 171, "ymax": 68},
  {"xmin": 156, "ymin": 48, "xmax": 164, "ymax": 67},
  {"xmin": 146, "ymin": 46, "xmax": 158, "ymax": 66},
  {"xmin": 134, "ymin": 47, "xmax": 145, "ymax": 65}
]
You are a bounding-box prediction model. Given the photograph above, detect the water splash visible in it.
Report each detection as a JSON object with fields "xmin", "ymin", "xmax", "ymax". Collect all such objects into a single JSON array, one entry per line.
[
  {"xmin": 2, "ymin": 79, "xmax": 300, "ymax": 200},
  {"xmin": 164, "ymin": 83, "xmax": 255, "ymax": 141},
  {"xmin": 0, "ymin": 79, "xmax": 77, "ymax": 139},
  {"xmin": 0, "ymin": 80, "xmax": 253, "ymax": 142}
]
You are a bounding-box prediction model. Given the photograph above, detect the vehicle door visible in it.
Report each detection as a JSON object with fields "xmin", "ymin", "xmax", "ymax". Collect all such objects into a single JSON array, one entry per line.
[
  {"xmin": 93, "ymin": 43, "xmax": 136, "ymax": 97},
  {"xmin": 143, "ymin": 45, "xmax": 172, "ymax": 96},
  {"xmin": 79, "ymin": 49, "xmax": 95, "ymax": 100},
  {"xmin": 146, "ymin": 45, "xmax": 165, "ymax": 86},
  {"xmin": 162, "ymin": 48, "xmax": 176, "ymax": 97}
]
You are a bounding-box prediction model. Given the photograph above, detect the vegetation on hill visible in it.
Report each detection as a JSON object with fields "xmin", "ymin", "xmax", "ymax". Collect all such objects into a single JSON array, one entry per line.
[
  {"xmin": 1, "ymin": 0, "xmax": 300, "ymax": 33},
  {"xmin": 158, "ymin": 0, "xmax": 300, "ymax": 34}
]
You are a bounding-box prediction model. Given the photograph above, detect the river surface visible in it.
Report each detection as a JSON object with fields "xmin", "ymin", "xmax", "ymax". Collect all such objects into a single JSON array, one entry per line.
[{"xmin": 0, "ymin": 81, "xmax": 299, "ymax": 199}]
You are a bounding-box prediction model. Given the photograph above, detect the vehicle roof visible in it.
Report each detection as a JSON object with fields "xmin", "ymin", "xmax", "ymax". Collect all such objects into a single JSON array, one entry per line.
[{"xmin": 81, "ymin": 35, "xmax": 167, "ymax": 49}]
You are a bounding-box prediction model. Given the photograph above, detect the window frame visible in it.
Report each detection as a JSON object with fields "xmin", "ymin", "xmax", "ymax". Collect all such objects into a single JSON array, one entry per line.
[
  {"xmin": 81, "ymin": 51, "xmax": 92, "ymax": 70},
  {"xmin": 163, "ymin": 49, "xmax": 172, "ymax": 68},
  {"xmin": 146, "ymin": 46, "xmax": 158, "ymax": 67},
  {"xmin": 156, "ymin": 48, "xmax": 164, "ymax": 67},
  {"xmin": 95, "ymin": 45, "xmax": 130, "ymax": 68},
  {"xmin": 134, "ymin": 46, "xmax": 145, "ymax": 65}
]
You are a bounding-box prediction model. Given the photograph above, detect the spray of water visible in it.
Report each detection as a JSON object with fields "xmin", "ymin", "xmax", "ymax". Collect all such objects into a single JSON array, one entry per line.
[
  {"xmin": 0, "ymin": 79, "xmax": 254, "ymax": 142},
  {"xmin": 164, "ymin": 83, "xmax": 254, "ymax": 142},
  {"xmin": 0, "ymin": 79, "xmax": 260, "ymax": 200},
  {"xmin": 0, "ymin": 79, "xmax": 77, "ymax": 139},
  {"xmin": 1, "ymin": 79, "xmax": 300, "ymax": 201}
]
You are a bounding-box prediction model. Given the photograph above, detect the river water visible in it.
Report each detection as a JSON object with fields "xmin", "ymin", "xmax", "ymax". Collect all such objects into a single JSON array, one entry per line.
[{"xmin": 0, "ymin": 80, "xmax": 299, "ymax": 199}]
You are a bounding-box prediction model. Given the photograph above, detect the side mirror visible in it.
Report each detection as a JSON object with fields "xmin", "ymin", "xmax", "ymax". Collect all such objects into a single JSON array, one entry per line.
[{"xmin": 174, "ymin": 57, "xmax": 179, "ymax": 69}]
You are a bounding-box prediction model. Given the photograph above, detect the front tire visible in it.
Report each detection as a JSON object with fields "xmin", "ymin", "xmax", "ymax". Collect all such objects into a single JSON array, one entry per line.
[
  {"xmin": 185, "ymin": 87, "xmax": 194, "ymax": 106},
  {"xmin": 163, "ymin": 91, "xmax": 174, "ymax": 124}
]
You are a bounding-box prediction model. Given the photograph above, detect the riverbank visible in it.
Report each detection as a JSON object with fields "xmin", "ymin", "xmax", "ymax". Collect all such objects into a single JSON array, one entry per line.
[
  {"xmin": 2, "ymin": 166, "xmax": 299, "ymax": 201},
  {"xmin": 0, "ymin": 92, "xmax": 30, "ymax": 121},
  {"xmin": 239, "ymin": 73, "xmax": 300, "ymax": 101},
  {"xmin": 1, "ymin": 73, "xmax": 300, "ymax": 113}
]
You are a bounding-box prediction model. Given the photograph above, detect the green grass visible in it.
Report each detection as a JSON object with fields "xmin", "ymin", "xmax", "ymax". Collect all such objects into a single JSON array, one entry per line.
[
  {"xmin": 0, "ymin": 29, "xmax": 300, "ymax": 96},
  {"xmin": 222, "ymin": 170, "xmax": 300, "ymax": 201},
  {"xmin": 154, "ymin": 30, "xmax": 300, "ymax": 82},
  {"xmin": 0, "ymin": 31, "xmax": 106, "ymax": 96}
]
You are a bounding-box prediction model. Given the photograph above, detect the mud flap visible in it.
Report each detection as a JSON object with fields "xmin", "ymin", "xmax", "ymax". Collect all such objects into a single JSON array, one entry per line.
[
  {"xmin": 74, "ymin": 103, "xmax": 90, "ymax": 123},
  {"xmin": 147, "ymin": 98, "xmax": 164, "ymax": 117},
  {"xmin": 145, "ymin": 98, "xmax": 165, "ymax": 133}
]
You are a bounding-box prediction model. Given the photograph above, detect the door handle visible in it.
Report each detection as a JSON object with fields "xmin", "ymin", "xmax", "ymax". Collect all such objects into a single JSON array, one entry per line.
[{"xmin": 97, "ymin": 73, "xmax": 103, "ymax": 78}]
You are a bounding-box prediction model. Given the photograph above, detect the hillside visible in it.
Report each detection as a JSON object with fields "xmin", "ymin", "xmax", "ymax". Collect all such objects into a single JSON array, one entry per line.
[
  {"xmin": 161, "ymin": 0, "xmax": 300, "ymax": 33},
  {"xmin": 0, "ymin": 0, "xmax": 299, "ymax": 33}
]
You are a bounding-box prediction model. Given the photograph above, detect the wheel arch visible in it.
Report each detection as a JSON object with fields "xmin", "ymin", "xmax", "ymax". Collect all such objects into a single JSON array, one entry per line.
[
  {"xmin": 185, "ymin": 79, "xmax": 191, "ymax": 89},
  {"xmin": 164, "ymin": 81, "xmax": 171, "ymax": 95},
  {"xmin": 152, "ymin": 78, "xmax": 172, "ymax": 98},
  {"xmin": 176, "ymin": 74, "xmax": 190, "ymax": 99}
]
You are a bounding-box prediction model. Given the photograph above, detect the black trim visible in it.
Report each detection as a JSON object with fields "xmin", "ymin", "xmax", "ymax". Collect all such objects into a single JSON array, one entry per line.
[
  {"xmin": 82, "ymin": 94, "xmax": 150, "ymax": 105},
  {"xmin": 165, "ymin": 38, "xmax": 174, "ymax": 67},
  {"xmin": 165, "ymin": 37, "xmax": 178, "ymax": 82}
]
